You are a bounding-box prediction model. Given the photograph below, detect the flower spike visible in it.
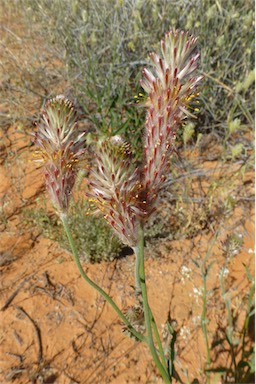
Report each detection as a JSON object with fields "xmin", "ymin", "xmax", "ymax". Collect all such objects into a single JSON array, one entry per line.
[
  {"xmin": 87, "ymin": 136, "xmax": 142, "ymax": 246},
  {"xmin": 34, "ymin": 95, "xmax": 86, "ymax": 213},
  {"xmin": 139, "ymin": 29, "xmax": 202, "ymax": 216}
]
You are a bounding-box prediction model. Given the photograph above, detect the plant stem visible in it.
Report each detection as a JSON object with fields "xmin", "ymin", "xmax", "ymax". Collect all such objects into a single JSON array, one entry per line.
[
  {"xmin": 150, "ymin": 308, "xmax": 167, "ymax": 367},
  {"xmin": 242, "ymin": 278, "xmax": 255, "ymax": 358},
  {"xmin": 133, "ymin": 245, "xmax": 142, "ymax": 297},
  {"xmin": 137, "ymin": 224, "xmax": 171, "ymax": 383},
  {"xmin": 133, "ymin": 246, "xmax": 166, "ymax": 367},
  {"xmin": 199, "ymin": 233, "xmax": 219, "ymax": 382},
  {"xmin": 220, "ymin": 267, "xmax": 237, "ymax": 379},
  {"xmin": 61, "ymin": 213, "xmax": 145, "ymax": 343},
  {"xmin": 201, "ymin": 272, "xmax": 211, "ymax": 369}
]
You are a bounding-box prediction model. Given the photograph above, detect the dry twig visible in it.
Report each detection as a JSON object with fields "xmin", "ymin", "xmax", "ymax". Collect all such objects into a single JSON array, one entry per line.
[{"xmin": 14, "ymin": 305, "xmax": 43, "ymax": 364}]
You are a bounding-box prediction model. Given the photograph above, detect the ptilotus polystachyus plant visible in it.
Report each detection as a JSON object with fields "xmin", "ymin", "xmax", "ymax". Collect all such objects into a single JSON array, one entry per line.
[
  {"xmin": 87, "ymin": 136, "xmax": 142, "ymax": 247},
  {"xmin": 140, "ymin": 30, "xmax": 202, "ymax": 216},
  {"xmin": 32, "ymin": 29, "xmax": 203, "ymax": 384},
  {"xmin": 33, "ymin": 95, "xmax": 86, "ymax": 213}
]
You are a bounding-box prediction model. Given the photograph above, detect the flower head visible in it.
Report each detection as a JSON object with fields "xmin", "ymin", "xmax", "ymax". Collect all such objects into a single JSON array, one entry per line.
[
  {"xmin": 139, "ymin": 30, "xmax": 202, "ymax": 215},
  {"xmin": 34, "ymin": 95, "xmax": 86, "ymax": 213},
  {"xmin": 87, "ymin": 136, "xmax": 142, "ymax": 246}
]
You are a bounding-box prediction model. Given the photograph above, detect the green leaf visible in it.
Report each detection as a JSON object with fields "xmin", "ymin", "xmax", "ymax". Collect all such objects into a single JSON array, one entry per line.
[{"xmin": 205, "ymin": 260, "xmax": 215, "ymax": 276}]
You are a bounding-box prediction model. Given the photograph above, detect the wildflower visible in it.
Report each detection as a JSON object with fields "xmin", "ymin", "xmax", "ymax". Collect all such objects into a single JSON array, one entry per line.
[
  {"xmin": 87, "ymin": 136, "xmax": 141, "ymax": 246},
  {"xmin": 87, "ymin": 30, "xmax": 202, "ymax": 242},
  {"xmin": 139, "ymin": 30, "xmax": 202, "ymax": 215},
  {"xmin": 34, "ymin": 95, "xmax": 85, "ymax": 213}
]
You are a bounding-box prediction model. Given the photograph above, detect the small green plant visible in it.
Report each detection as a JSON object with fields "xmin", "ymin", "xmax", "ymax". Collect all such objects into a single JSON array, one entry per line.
[
  {"xmin": 24, "ymin": 201, "xmax": 123, "ymax": 263},
  {"xmin": 209, "ymin": 249, "xmax": 255, "ymax": 384}
]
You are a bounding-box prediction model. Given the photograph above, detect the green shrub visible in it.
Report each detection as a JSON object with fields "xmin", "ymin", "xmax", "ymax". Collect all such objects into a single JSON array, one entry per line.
[{"xmin": 23, "ymin": 200, "xmax": 123, "ymax": 262}]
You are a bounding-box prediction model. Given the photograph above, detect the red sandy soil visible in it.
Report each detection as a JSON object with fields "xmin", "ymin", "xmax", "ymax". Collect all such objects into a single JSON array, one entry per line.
[{"xmin": 0, "ymin": 6, "xmax": 254, "ymax": 384}]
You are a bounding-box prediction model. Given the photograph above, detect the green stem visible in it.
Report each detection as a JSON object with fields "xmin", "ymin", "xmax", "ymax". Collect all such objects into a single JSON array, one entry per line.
[
  {"xmin": 150, "ymin": 308, "xmax": 167, "ymax": 367},
  {"xmin": 201, "ymin": 272, "xmax": 211, "ymax": 378},
  {"xmin": 61, "ymin": 213, "xmax": 145, "ymax": 343},
  {"xmin": 133, "ymin": 245, "xmax": 142, "ymax": 297},
  {"xmin": 133, "ymin": 247, "xmax": 166, "ymax": 367},
  {"xmin": 242, "ymin": 279, "xmax": 255, "ymax": 358},
  {"xmin": 137, "ymin": 224, "xmax": 171, "ymax": 383},
  {"xmin": 220, "ymin": 267, "xmax": 237, "ymax": 379},
  {"xmin": 200, "ymin": 230, "xmax": 220, "ymax": 380}
]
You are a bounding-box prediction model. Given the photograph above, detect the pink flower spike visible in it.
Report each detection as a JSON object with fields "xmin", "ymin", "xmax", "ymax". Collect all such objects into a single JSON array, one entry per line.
[
  {"xmin": 87, "ymin": 136, "xmax": 143, "ymax": 247},
  {"xmin": 139, "ymin": 29, "xmax": 202, "ymax": 217},
  {"xmin": 33, "ymin": 95, "xmax": 86, "ymax": 214}
]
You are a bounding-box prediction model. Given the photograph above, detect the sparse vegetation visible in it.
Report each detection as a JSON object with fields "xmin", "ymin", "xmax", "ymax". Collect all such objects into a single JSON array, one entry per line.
[{"xmin": 24, "ymin": 201, "xmax": 123, "ymax": 263}]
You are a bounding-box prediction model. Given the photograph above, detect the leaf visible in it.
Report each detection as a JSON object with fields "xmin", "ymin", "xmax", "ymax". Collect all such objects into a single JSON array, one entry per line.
[
  {"xmin": 167, "ymin": 322, "xmax": 176, "ymax": 335},
  {"xmin": 205, "ymin": 261, "xmax": 215, "ymax": 277},
  {"xmin": 243, "ymin": 263, "xmax": 254, "ymax": 282},
  {"xmin": 225, "ymin": 329, "xmax": 233, "ymax": 345},
  {"xmin": 232, "ymin": 338, "xmax": 241, "ymax": 346},
  {"xmin": 191, "ymin": 258, "xmax": 200, "ymax": 269},
  {"xmin": 248, "ymin": 349, "xmax": 255, "ymax": 372}
]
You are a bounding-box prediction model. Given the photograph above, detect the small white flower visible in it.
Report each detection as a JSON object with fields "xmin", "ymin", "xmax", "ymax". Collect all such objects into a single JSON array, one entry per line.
[
  {"xmin": 192, "ymin": 316, "xmax": 201, "ymax": 325},
  {"xmin": 181, "ymin": 265, "xmax": 191, "ymax": 277},
  {"xmin": 180, "ymin": 265, "xmax": 192, "ymax": 283},
  {"xmin": 193, "ymin": 287, "xmax": 203, "ymax": 296},
  {"xmin": 219, "ymin": 267, "xmax": 229, "ymax": 278},
  {"xmin": 189, "ymin": 286, "xmax": 203, "ymax": 304},
  {"xmin": 179, "ymin": 326, "xmax": 191, "ymax": 340}
]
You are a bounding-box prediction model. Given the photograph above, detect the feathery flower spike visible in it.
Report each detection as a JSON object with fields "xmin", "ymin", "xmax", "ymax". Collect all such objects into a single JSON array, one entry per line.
[
  {"xmin": 87, "ymin": 136, "xmax": 142, "ymax": 246},
  {"xmin": 140, "ymin": 29, "xmax": 202, "ymax": 215},
  {"xmin": 34, "ymin": 95, "xmax": 86, "ymax": 213}
]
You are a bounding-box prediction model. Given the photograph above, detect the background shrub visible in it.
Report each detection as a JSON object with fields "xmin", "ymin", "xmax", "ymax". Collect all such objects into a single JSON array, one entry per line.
[{"xmin": 4, "ymin": 0, "xmax": 254, "ymax": 148}]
